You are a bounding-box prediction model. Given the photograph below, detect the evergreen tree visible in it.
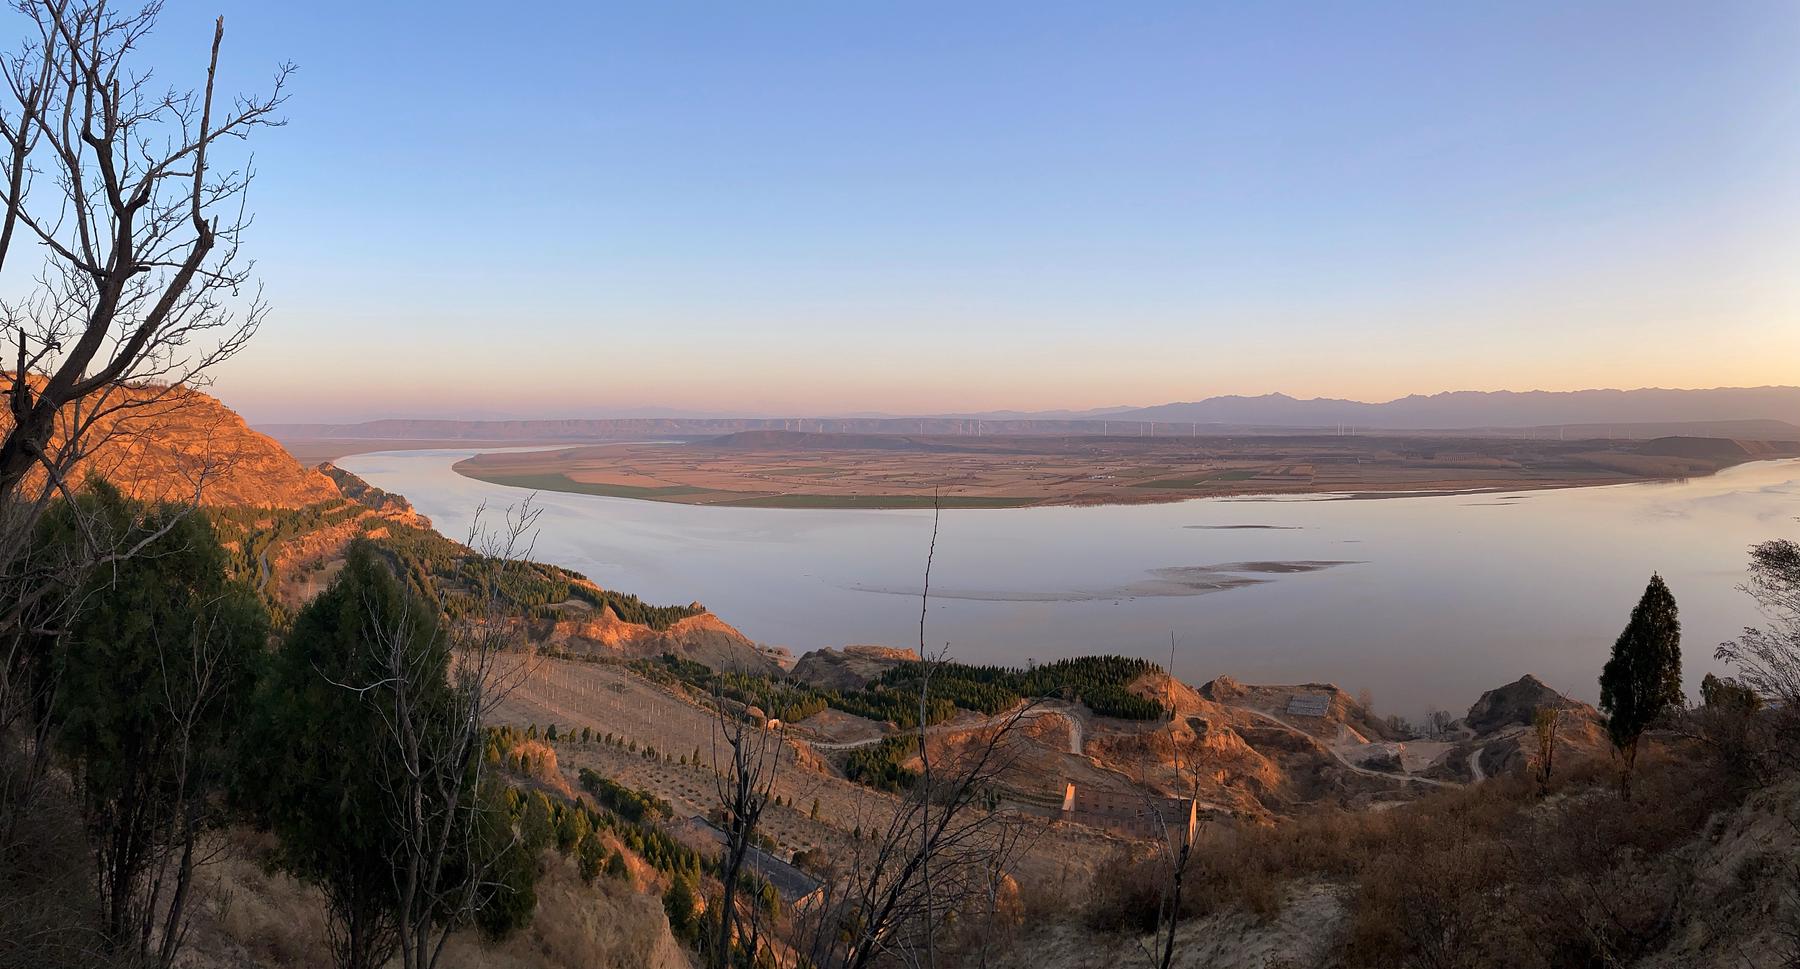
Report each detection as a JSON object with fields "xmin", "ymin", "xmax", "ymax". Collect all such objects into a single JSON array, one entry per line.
[
  {"xmin": 1700, "ymin": 672, "xmax": 1760, "ymax": 711},
  {"xmin": 470, "ymin": 779, "xmax": 542, "ymax": 941},
  {"xmin": 46, "ymin": 485, "xmax": 268, "ymax": 963},
  {"xmin": 577, "ymin": 834, "xmax": 607, "ymax": 884},
  {"xmin": 249, "ymin": 545, "xmax": 441, "ymax": 968},
  {"xmin": 249, "ymin": 544, "xmax": 540, "ymax": 967},
  {"xmin": 555, "ymin": 804, "xmax": 591, "ymax": 856},
  {"xmin": 1598, "ymin": 574, "xmax": 1684, "ymax": 798},
  {"xmin": 664, "ymin": 874, "xmax": 699, "ymax": 940}
]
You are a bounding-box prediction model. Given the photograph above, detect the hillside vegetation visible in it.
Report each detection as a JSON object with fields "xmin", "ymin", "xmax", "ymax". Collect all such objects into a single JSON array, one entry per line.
[{"xmin": 638, "ymin": 652, "xmax": 1167, "ymax": 737}]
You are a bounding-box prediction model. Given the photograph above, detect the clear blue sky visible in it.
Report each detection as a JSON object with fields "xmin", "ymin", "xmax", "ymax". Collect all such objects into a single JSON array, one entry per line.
[{"xmin": 143, "ymin": 1, "xmax": 1800, "ymax": 421}]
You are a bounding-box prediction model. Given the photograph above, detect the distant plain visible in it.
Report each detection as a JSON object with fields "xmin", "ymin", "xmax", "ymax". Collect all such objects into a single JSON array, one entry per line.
[{"xmin": 446, "ymin": 431, "xmax": 1796, "ymax": 509}]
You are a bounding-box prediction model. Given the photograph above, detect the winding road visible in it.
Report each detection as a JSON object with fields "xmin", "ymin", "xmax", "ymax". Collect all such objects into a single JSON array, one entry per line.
[
  {"xmin": 803, "ymin": 698, "xmax": 1491, "ymax": 791},
  {"xmin": 1239, "ymin": 708, "xmax": 1463, "ymax": 789},
  {"xmin": 1467, "ymin": 748, "xmax": 1487, "ymax": 783}
]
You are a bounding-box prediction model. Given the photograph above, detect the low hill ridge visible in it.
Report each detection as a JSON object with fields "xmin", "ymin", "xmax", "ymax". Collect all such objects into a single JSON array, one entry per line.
[{"xmin": 263, "ymin": 385, "xmax": 1800, "ymax": 440}]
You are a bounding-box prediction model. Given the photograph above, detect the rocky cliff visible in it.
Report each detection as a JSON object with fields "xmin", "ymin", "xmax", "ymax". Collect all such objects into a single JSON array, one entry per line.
[{"xmin": 4, "ymin": 382, "xmax": 339, "ymax": 508}]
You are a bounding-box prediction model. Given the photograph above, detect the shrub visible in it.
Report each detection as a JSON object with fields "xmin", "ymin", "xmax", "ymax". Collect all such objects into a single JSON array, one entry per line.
[
  {"xmin": 577, "ymin": 834, "xmax": 606, "ymax": 884},
  {"xmin": 1086, "ymin": 744, "xmax": 1742, "ymax": 969},
  {"xmin": 577, "ymin": 768, "xmax": 672, "ymax": 823},
  {"xmin": 664, "ymin": 875, "xmax": 699, "ymax": 940},
  {"xmin": 844, "ymin": 736, "xmax": 919, "ymax": 792}
]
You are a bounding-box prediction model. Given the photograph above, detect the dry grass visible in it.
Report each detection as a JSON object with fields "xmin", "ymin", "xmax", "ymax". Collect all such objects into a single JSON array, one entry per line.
[
  {"xmin": 440, "ymin": 854, "xmax": 690, "ymax": 969},
  {"xmin": 1087, "ymin": 742, "xmax": 1746, "ymax": 969},
  {"xmin": 0, "ymin": 757, "xmax": 118, "ymax": 969},
  {"xmin": 177, "ymin": 827, "xmax": 692, "ymax": 969}
]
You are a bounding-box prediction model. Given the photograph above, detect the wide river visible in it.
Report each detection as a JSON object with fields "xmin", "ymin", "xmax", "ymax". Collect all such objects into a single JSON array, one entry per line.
[{"xmin": 339, "ymin": 448, "xmax": 1800, "ymax": 719}]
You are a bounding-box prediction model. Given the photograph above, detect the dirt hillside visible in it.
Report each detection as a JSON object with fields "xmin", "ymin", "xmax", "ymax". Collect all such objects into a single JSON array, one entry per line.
[{"xmin": 3, "ymin": 381, "xmax": 339, "ymax": 508}]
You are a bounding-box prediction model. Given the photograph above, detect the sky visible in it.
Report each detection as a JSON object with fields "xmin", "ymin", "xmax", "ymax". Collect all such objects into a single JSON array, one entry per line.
[{"xmin": 120, "ymin": 1, "xmax": 1800, "ymax": 422}]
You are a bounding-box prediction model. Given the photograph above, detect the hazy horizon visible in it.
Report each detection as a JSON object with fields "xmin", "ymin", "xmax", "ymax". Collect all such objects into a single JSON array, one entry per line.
[
  {"xmin": 156, "ymin": 1, "xmax": 1799, "ymax": 423},
  {"xmin": 251, "ymin": 382, "xmax": 1800, "ymax": 426}
]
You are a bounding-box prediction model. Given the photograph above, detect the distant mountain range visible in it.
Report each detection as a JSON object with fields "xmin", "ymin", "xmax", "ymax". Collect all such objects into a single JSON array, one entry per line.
[
  {"xmin": 1105, "ymin": 387, "xmax": 1800, "ymax": 429},
  {"xmin": 260, "ymin": 386, "xmax": 1800, "ymax": 444}
]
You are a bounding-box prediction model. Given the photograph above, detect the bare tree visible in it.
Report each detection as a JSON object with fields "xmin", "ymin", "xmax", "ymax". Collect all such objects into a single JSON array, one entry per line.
[
  {"xmin": 793, "ymin": 683, "xmax": 1038, "ymax": 969},
  {"xmin": 960, "ymin": 801, "xmax": 1037, "ymax": 969},
  {"xmin": 793, "ymin": 499, "xmax": 1042, "ymax": 969},
  {"xmin": 706, "ymin": 690, "xmax": 786, "ymax": 968},
  {"xmin": 1717, "ymin": 538, "xmax": 1800, "ymax": 708},
  {"xmin": 302, "ymin": 501, "xmax": 540, "ymax": 969},
  {"xmin": 1137, "ymin": 635, "xmax": 1199, "ymax": 969},
  {"xmin": 1714, "ymin": 536, "xmax": 1800, "ymax": 780},
  {"xmin": 0, "ymin": 1, "xmax": 288, "ymax": 508},
  {"xmin": 353, "ymin": 501, "xmax": 542, "ymax": 969},
  {"xmin": 121, "ymin": 588, "xmax": 264, "ymax": 969},
  {"xmin": 0, "ymin": 0, "xmax": 288, "ymax": 581},
  {"xmin": 1528, "ymin": 705, "xmax": 1564, "ymax": 796},
  {"xmin": 0, "ymin": 1, "xmax": 287, "ymax": 913}
]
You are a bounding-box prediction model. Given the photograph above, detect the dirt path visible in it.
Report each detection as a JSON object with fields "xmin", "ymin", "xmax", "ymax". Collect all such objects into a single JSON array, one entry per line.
[{"xmin": 1238, "ymin": 708, "xmax": 1461, "ymax": 789}]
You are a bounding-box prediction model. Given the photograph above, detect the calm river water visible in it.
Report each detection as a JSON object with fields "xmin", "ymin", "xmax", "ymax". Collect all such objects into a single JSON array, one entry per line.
[{"xmin": 338, "ymin": 449, "xmax": 1800, "ymax": 719}]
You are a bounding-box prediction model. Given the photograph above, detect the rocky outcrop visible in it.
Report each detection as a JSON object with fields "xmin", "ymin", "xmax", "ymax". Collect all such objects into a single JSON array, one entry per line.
[
  {"xmin": 1464, "ymin": 674, "xmax": 1597, "ymax": 735},
  {"xmin": 317, "ymin": 462, "xmax": 429, "ymax": 525},
  {"xmin": 1197, "ymin": 674, "xmax": 1249, "ymax": 703},
  {"xmin": 7, "ymin": 383, "xmax": 342, "ymax": 508},
  {"xmin": 791, "ymin": 645, "xmax": 918, "ymax": 690},
  {"xmin": 538, "ymin": 608, "xmax": 785, "ymax": 676}
]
